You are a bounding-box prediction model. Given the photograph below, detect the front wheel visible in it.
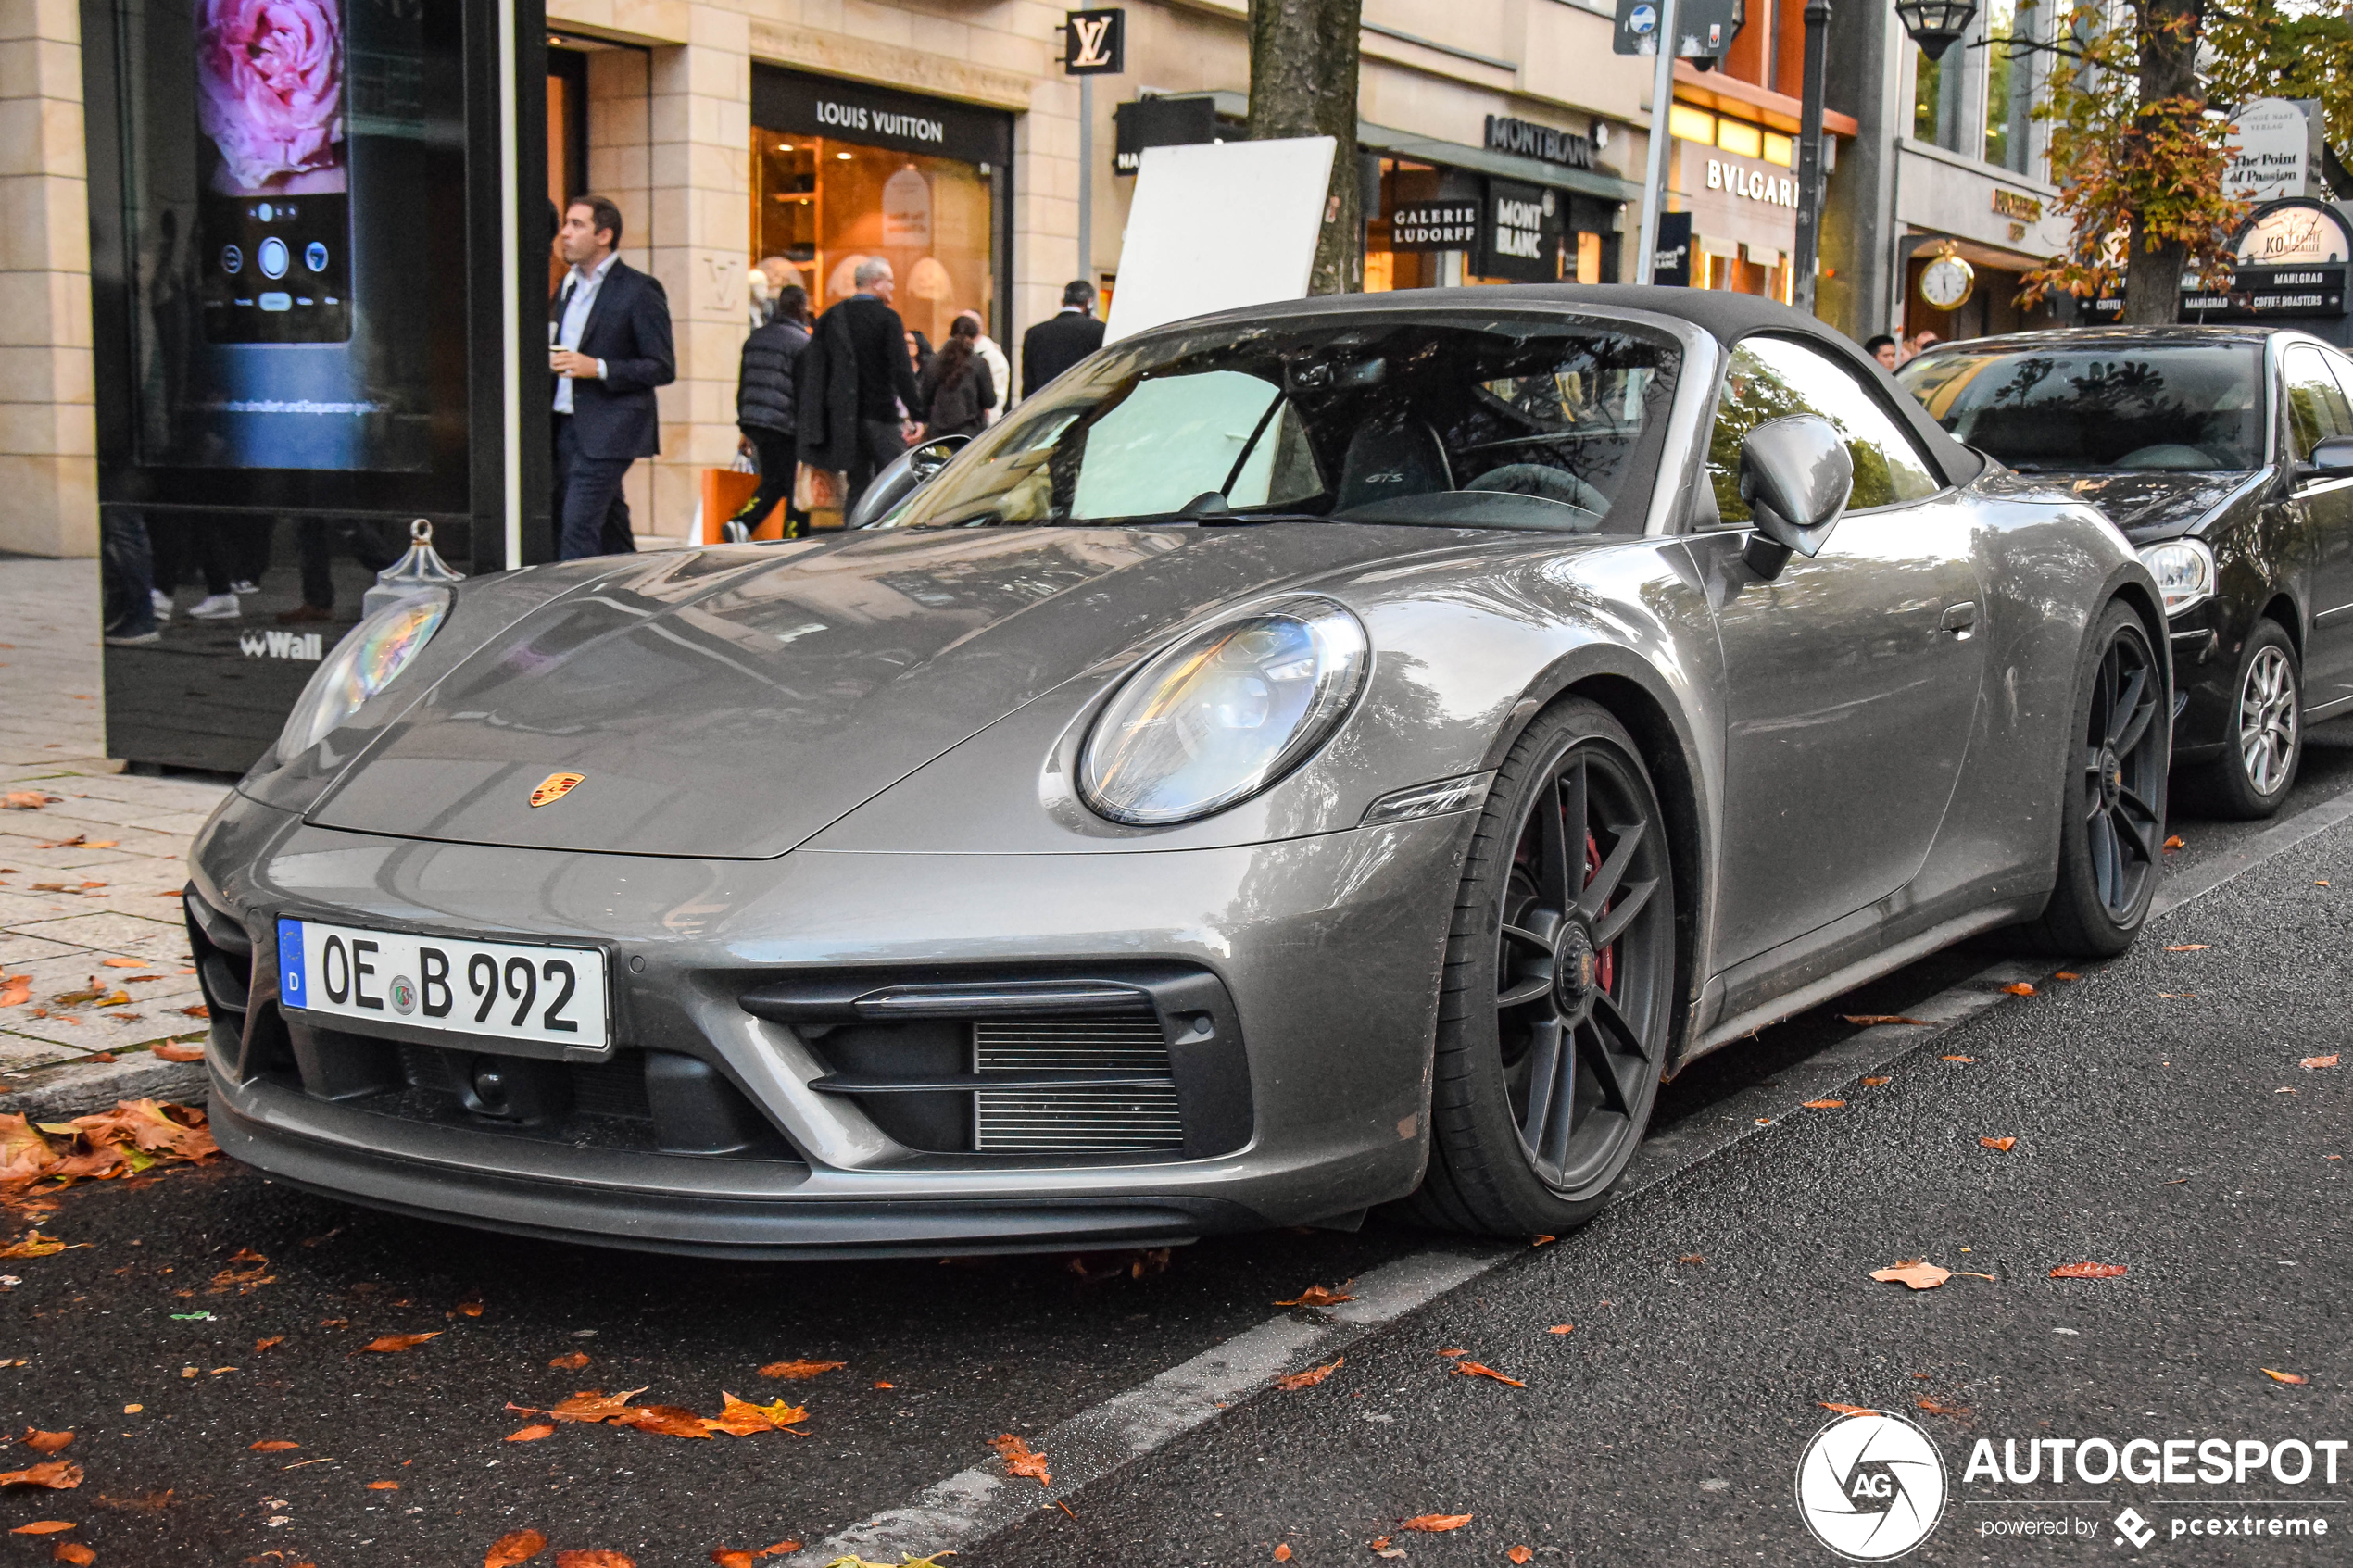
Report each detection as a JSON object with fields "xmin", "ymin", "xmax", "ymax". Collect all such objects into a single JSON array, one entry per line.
[
  {"xmin": 1403, "ymin": 698, "xmax": 1679, "ymax": 1237},
  {"xmin": 2024, "ymin": 600, "xmax": 2169, "ymax": 955},
  {"xmin": 2180, "ymin": 618, "xmax": 2300, "ymax": 821}
]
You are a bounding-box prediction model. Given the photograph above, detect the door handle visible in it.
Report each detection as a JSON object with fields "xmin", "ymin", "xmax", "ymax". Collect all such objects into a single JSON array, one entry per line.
[{"xmin": 1940, "ymin": 602, "xmax": 1978, "ymax": 637}]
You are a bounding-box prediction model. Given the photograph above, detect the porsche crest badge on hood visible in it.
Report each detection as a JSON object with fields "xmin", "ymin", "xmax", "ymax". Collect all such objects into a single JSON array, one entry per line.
[{"xmin": 529, "ymin": 772, "xmax": 585, "ymax": 808}]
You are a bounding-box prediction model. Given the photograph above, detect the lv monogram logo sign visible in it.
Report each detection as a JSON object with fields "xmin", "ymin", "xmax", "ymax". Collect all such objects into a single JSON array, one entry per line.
[{"xmin": 1063, "ymin": 7, "xmax": 1125, "ymax": 73}]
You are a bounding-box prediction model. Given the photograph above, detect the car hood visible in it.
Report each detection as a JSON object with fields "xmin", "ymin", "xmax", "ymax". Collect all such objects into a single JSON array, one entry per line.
[
  {"xmin": 308, "ymin": 525, "xmax": 1457, "ymax": 859},
  {"xmin": 2047, "ymin": 470, "xmax": 2258, "ymax": 540}
]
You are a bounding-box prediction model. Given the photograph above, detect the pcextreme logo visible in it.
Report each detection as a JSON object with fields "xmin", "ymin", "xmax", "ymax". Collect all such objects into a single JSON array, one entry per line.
[{"xmin": 1796, "ymin": 1411, "xmax": 1949, "ymax": 1560}]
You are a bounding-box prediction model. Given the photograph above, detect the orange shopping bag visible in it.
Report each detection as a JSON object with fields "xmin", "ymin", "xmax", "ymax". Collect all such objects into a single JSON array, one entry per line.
[{"xmin": 697, "ymin": 468, "xmax": 789, "ymax": 543}]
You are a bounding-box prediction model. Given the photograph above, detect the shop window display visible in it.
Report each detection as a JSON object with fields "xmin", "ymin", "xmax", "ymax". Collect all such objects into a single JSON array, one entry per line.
[{"xmin": 751, "ymin": 132, "xmax": 997, "ymax": 347}]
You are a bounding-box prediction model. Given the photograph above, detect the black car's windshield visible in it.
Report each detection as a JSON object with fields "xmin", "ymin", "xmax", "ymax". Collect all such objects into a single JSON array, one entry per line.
[
  {"xmin": 879, "ymin": 315, "xmax": 1681, "ymax": 533},
  {"xmin": 1896, "ymin": 343, "xmax": 2263, "ymax": 471}
]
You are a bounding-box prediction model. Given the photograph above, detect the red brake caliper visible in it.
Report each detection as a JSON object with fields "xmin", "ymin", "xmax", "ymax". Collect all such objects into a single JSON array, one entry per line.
[{"xmin": 1586, "ymin": 832, "xmax": 1616, "ymax": 994}]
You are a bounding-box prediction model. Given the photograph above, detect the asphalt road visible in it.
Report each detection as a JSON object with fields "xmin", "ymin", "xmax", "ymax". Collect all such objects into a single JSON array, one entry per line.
[{"xmin": 4, "ymin": 727, "xmax": 2351, "ymax": 1567}]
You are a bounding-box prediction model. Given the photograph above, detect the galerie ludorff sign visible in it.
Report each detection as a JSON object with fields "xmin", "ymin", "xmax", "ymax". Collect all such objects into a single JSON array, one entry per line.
[{"xmin": 2224, "ymin": 98, "xmax": 2323, "ymax": 204}]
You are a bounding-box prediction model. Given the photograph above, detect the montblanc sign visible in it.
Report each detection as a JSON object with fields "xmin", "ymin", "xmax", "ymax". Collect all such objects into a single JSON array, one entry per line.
[{"xmin": 1485, "ymin": 115, "xmax": 1597, "ymax": 172}]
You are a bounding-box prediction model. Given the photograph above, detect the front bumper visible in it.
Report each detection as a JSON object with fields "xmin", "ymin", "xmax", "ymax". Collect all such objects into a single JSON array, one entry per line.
[{"xmin": 188, "ymin": 792, "xmax": 1470, "ymax": 1256}]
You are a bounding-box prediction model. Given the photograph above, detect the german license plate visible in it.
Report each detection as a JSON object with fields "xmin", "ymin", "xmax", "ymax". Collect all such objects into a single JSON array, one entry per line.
[{"xmin": 276, "ymin": 918, "xmax": 609, "ymax": 1049}]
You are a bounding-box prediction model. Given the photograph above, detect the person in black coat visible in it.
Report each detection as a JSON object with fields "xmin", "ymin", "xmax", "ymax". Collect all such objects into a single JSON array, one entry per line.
[
  {"xmin": 1021, "ymin": 278, "xmax": 1106, "ymax": 398},
  {"xmin": 550, "ymin": 195, "xmax": 676, "ymax": 560},
  {"xmin": 916, "ymin": 313, "xmax": 997, "ymax": 438},
  {"xmin": 732, "ymin": 284, "xmax": 811, "ymax": 536},
  {"xmin": 796, "ymin": 257, "xmax": 927, "ymax": 508}
]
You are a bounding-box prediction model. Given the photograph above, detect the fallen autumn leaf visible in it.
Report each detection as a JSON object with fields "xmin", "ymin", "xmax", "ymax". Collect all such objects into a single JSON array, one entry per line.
[
  {"xmin": 1401, "ymin": 1513, "xmax": 1473, "ymax": 1532},
  {"xmin": 52, "ymin": 1542, "xmax": 94, "ymax": 1565},
  {"xmin": 1870, "ymin": 1261, "xmax": 1952, "ymax": 1291},
  {"xmin": 2049, "ymin": 1262, "xmax": 2128, "ymax": 1279},
  {"xmin": 1999, "ymin": 983, "xmax": 2036, "ymax": 997},
  {"xmin": 1818, "ymin": 1402, "xmax": 1874, "ymax": 1416},
  {"xmin": 7, "ymin": 1523, "xmax": 73, "ymax": 1535},
  {"xmin": 1454, "ymin": 1361, "xmax": 1527, "ymax": 1387},
  {"xmin": 484, "ymin": 1530, "xmax": 547, "ymax": 1568},
  {"xmin": 150, "ymin": 1043, "xmax": 204, "ymax": 1063},
  {"xmin": 756, "ymin": 1359, "xmax": 845, "ymax": 1381},
  {"xmin": 2164, "ymin": 944, "xmax": 2210, "ymax": 952},
  {"xmin": 1803, "ymin": 1099, "xmax": 1845, "ymax": 1110},
  {"xmin": 1980, "ymin": 1137, "xmax": 2017, "ymax": 1151},
  {"xmin": 1840, "ymin": 1015, "xmax": 1931, "ymax": 1026},
  {"xmin": 248, "ymin": 1440, "xmax": 298, "ymax": 1451},
  {"xmin": 989, "ymin": 1433, "xmax": 1051, "ymax": 1486},
  {"xmin": 0, "ymin": 1462, "xmax": 81, "ymax": 1489},
  {"xmin": 354, "ymin": 1332, "xmax": 441, "ymax": 1355},
  {"xmin": 21, "ymin": 1431, "xmax": 69, "ymax": 1455},
  {"xmin": 2262, "ymin": 1369, "xmax": 2309, "ymax": 1386},
  {"xmin": 1273, "ymin": 1284, "xmax": 1353, "ymax": 1308},
  {"xmin": 2302, "ymin": 1056, "xmax": 2340, "ymax": 1070},
  {"xmin": 506, "ymin": 1424, "xmax": 556, "ymax": 1443},
  {"xmin": 1274, "ymin": 1357, "xmax": 1343, "ymax": 1390},
  {"xmin": 552, "ymin": 1553, "xmax": 635, "ymax": 1568},
  {"xmin": 548, "ymin": 1351, "xmax": 590, "ymax": 1371}
]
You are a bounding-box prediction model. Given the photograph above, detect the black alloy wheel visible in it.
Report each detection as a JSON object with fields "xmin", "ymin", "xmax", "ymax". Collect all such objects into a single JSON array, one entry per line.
[
  {"xmin": 1407, "ymin": 698, "xmax": 1678, "ymax": 1236},
  {"xmin": 2026, "ymin": 601, "xmax": 2168, "ymax": 954}
]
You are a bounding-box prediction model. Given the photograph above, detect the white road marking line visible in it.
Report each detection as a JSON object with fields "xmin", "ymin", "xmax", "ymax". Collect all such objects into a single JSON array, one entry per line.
[
  {"xmin": 815, "ymin": 779, "xmax": 2353, "ymax": 1560},
  {"xmin": 815, "ymin": 1247, "xmax": 1505, "ymax": 1562}
]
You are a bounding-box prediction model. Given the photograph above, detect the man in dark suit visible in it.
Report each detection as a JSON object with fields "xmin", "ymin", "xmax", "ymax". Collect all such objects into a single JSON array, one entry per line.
[
  {"xmin": 550, "ymin": 195, "xmax": 675, "ymax": 560},
  {"xmin": 1021, "ymin": 278, "xmax": 1105, "ymax": 398},
  {"xmin": 796, "ymin": 257, "xmax": 927, "ymax": 509}
]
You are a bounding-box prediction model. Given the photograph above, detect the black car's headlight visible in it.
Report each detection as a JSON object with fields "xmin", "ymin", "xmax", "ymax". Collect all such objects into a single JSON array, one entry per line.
[
  {"xmin": 274, "ymin": 590, "xmax": 450, "ymax": 765},
  {"xmin": 2138, "ymin": 538, "xmax": 2214, "ymax": 616},
  {"xmin": 1079, "ymin": 597, "xmax": 1368, "ymax": 826}
]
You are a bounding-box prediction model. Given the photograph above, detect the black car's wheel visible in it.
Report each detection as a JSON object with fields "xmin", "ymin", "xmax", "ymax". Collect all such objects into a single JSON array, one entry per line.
[
  {"xmin": 2024, "ymin": 600, "xmax": 2168, "ymax": 955},
  {"xmin": 2182, "ymin": 618, "xmax": 2301, "ymax": 821},
  {"xmin": 1404, "ymin": 698, "xmax": 1678, "ymax": 1236}
]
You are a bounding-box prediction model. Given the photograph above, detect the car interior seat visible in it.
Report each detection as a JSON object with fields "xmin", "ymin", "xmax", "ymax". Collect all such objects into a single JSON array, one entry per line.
[{"xmin": 1334, "ymin": 413, "xmax": 1453, "ymax": 511}]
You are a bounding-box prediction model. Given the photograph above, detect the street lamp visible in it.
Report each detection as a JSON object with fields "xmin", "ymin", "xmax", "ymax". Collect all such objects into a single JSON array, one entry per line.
[{"xmin": 1894, "ymin": 0, "xmax": 1978, "ymax": 60}]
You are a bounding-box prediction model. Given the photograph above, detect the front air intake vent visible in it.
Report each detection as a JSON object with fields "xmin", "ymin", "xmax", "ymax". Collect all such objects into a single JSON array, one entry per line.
[{"xmin": 973, "ymin": 1019, "xmax": 1183, "ymax": 1153}]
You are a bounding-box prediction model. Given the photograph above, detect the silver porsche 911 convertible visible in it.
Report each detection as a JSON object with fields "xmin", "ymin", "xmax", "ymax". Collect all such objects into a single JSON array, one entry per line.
[{"xmin": 185, "ymin": 288, "xmax": 2169, "ymax": 1255}]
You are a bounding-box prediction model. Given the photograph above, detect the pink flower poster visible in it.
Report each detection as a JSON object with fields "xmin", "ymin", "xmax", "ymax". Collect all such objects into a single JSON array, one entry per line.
[{"xmin": 195, "ymin": 0, "xmax": 346, "ymax": 195}]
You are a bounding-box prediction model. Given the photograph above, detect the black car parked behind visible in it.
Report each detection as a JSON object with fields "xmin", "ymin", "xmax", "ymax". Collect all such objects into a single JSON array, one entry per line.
[{"xmin": 1901, "ymin": 326, "xmax": 2353, "ymax": 818}]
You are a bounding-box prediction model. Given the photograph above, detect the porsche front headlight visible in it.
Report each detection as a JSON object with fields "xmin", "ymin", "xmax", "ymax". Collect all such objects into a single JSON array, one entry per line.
[
  {"xmin": 1079, "ymin": 598, "xmax": 1368, "ymax": 826},
  {"xmin": 2138, "ymin": 538, "xmax": 2214, "ymax": 616},
  {"xmin": 274, "ymin": 590, "xmax": 449, "ymax": 765}
]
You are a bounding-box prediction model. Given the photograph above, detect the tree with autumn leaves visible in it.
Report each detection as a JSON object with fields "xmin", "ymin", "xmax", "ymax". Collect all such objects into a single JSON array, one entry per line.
[{"xmin": 2023, "ymin": 0, "xmax": 2353, "ymax": 324}]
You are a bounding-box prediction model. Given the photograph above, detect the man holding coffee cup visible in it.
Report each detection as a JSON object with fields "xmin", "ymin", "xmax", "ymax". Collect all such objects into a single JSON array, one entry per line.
[{"xmin": 550, "ymin": 195, "xmax": 674, "ymax": 560}]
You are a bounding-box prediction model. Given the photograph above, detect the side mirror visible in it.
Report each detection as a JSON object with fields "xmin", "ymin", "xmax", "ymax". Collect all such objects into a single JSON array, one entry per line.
[
  {"xmin": 1738, "ymin": 414, "xmax": 1854, "ymax": 580},
  {"xmin": 2307, "ymin": 435, "xmax": 2353, "ymax": 476},
  {"xmin": 844, "ymin": 434, "xmax": 971, "ymax": 530}
]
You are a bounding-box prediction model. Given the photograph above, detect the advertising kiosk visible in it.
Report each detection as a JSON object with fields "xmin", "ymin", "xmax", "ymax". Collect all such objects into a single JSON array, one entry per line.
[{"xmin": 82, "ymin": 0, "xmax": 554, "ymax": 771}]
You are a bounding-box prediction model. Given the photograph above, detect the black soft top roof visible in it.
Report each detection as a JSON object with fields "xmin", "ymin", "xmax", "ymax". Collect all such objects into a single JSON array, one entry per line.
[{"xmin": 1160, "ymin": 283, "xmax": 1987, "ymax": 493}]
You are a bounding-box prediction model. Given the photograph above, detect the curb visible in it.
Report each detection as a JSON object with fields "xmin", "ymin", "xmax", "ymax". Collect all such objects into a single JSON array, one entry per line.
[{"xmin": 0, "ymin": 1053, "xmax": 209, "ymax": 1121}]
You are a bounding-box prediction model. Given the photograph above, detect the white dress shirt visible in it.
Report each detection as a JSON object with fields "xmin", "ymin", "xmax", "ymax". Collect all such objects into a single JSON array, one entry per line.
[{"xmin": 552, "ymin": 250, "xmax": 617, "ymax": 415}]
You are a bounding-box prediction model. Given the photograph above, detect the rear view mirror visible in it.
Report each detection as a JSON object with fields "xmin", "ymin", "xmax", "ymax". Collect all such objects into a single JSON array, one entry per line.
[
  {"xmin": 2307, "ymin": 435, "xmax": 2353, "ymax": 476},
  {"xmin": 1739, "ymin": 414, "xmax": 1854, "ymax": 579},
  {"xmin": 845, "ymin": 433, "xmax": 972, "ymax": 530}
]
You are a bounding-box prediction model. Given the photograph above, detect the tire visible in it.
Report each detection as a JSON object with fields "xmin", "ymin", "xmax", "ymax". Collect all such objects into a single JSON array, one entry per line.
[
  {"xmin": 2022, "ymin": 599, "xmax": 2169, "ymax": 956},
  {"xmin": 1402, "ymin": 698, "xmax": 1678, "ymax": 1237},
  {"xmin": 2179, "ymin": 619, "xmax": 2301, "ymax": 821}
]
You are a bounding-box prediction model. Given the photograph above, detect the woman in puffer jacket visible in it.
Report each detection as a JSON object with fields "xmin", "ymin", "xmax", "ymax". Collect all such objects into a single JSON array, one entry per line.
[{"xmin": 731, "ymin": 284, "xmax": 812, "ymax": 536}]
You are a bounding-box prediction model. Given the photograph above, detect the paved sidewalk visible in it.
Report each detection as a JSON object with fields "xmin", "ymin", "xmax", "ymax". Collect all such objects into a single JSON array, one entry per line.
[{"xmin": 0, "ymin": 557, "xmax": 230, "ymax": 1072}]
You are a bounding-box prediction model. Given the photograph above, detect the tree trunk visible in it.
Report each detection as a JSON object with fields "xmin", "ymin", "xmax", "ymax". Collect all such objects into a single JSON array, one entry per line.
[
  {"xmin": 1248, "ymin": 0, "xmax": 1364, "ymax": 294},
  {"xmin": 2120, "ymin": 0, "xmax": 2203, "ymax": 325}
]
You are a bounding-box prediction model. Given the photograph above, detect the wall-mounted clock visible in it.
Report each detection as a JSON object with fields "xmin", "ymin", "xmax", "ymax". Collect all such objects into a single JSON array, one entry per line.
[{"xmin": 1919, "ymin": 254, "xmax": 1976, "ymax": 310}]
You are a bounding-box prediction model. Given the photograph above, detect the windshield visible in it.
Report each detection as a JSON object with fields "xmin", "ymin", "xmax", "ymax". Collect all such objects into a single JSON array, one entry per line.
[
  {"xmin": 880, "ymin": 315, "xmax": 1681, "ymax": 533},
  {"xmin": 1896, "ymin": 343, "xmax": 2264, "ymax": 471}
]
